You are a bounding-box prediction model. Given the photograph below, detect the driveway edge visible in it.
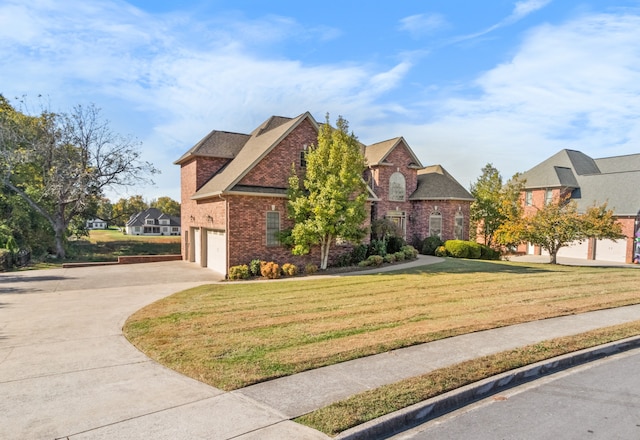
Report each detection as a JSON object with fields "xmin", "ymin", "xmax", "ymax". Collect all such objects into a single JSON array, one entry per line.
[{"xmin": 335, "ymin": 335, "xmax": 640, "ymax": 440}]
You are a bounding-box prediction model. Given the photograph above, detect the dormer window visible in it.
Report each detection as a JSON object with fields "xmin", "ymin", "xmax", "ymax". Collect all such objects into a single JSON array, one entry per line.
[
  {"xmin": 389, "ymin": 172, "xmax": 406, "ymax": 202},
  {"xmin": 145, "ymin": 219, "xmax": 154, "ymax": 225}
]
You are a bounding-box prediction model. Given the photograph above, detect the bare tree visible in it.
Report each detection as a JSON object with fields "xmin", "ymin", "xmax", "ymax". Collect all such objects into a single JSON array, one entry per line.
[{"xmin": 0, "ymin": 97, "xmax": 158, "ymax": 258}]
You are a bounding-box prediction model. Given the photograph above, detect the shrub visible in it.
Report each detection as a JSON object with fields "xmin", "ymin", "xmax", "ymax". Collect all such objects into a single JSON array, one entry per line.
[
  {"xmin": 421, "ymin": 236, "xmax": 444, "ymax": 255},
  {"xmin": 394, "ymin": 251, "xmax": 406, "ymax": 261},
  {"xmin": 468, "ymin": 242, "xmax": 482, "ymax": 259},
  {"xmin": 435, "ymin": 245, "xmax": 448, "ymax": 257},
  {"xmin": 444, "ymin": 240, "xmax": 483, "ymax": 259},
  {"xmin": 401, "ymin": 245, "xmax": 419, "ymax": 259},
  {"xmin": 281, "ymin": 263, "xmax": 298, "ymax": 276},
  {"xmin": 367, "ymin": 255, "xmax": 384, "ymax": 266},
  {"xmin": 386, "ymin": 236, "xmax": 406, "ymax": 254},
  {"xmin": 249, "ymin": 259, "xmax": 262, "ymax": 276},
  {"xmin": 260, "ymin": 261, "xmax": 281, "ymax": 279},
  {"xmin": 368, "ymin": 239, "xmax": 387, "ymax": 257},
  {"xmin": 228, "ymin": 264, "xmax": 250, "ymax": 280},
  {"xmin": 304, "ymin": 263, "xmax": 318, "ymax": 274},
  {"xmin": 350, "ymin": 244, "xmax": 368, "ymax": 264},
  {"xmin": 383, "ymin": 253, "xmax": 396, "ymax": 264},
  {"xmin": 335, "ymin": 252, "xmax": 353, "ymax": 267},
  {"xmin": 358, "ymin": 259, "xmax": 372, "ymax": 267},
  {"xmin": 444, "ymin": 240, "xmax": 469, "ymax": 258},
  {"xmin": 480, "ymin": 245, "xmax": 501, "ymax": 260}
]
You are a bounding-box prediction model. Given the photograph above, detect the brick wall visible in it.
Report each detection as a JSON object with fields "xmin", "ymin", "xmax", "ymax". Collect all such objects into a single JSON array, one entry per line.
[
  {"xmin": 239, "ymin": 119, "xmax": 317, "ymax": 188},
  {"xmin": 226, "ymin": 195, "xmax": 351, "ymax": 268},
  {"xmin": 409, "ymin": 200, "xmax": 471, "ymax": 245}
]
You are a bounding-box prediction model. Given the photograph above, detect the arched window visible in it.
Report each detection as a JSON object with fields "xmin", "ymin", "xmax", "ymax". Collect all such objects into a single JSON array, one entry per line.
[
  {"xmin": 389, "ymin": 172, "xmax": 406, "ymax": 201},
  {"xmin": 454, "ymin": 211, "xmax": 464, "ymax": 240},
  {"xmin": 429, "ymin": 211, "xmax": 442, "ymax": 239}
]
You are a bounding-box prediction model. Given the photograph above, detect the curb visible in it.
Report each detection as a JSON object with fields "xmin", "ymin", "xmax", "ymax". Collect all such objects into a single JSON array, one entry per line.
[{"xmin": 335, "ymin": 335, "xmax": 640, "ymax": 440}]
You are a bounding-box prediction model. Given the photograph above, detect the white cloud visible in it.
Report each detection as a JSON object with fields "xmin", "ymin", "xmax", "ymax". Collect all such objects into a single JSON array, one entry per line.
[
  {"xmin": 510, "ymin": 0, "xmax": 553, "ymax": 22},
  {"xmin": 0, "ymin": 0, "xmax": 411, "ymax": 200},
  {"xmin": 453, "ymin": 0, "xmax": 552, "ymax": 43},
  {"xmin": 376, "ymin": 11, "xmax": 640, "ymax": 187},
  {"xmin": 399, "ymin": 13, "xmax": 449, "ymax": 38}
]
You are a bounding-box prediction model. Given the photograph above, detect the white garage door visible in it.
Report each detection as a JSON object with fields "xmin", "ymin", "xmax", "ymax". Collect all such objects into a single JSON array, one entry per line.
[
  {"xmin": 206, "ymin": 230, "xmax": 227, "ymax": 275},
  {"xmin": 595, "ymin": 239, "xmax": 627, "ymax": 263},
  {"xmin": 193, "ymin": 228, "xmax": 201, "ymax": 265},
  {"xmin": 557, "ymin": 240, "xmax": 589, "ymax": 259}
]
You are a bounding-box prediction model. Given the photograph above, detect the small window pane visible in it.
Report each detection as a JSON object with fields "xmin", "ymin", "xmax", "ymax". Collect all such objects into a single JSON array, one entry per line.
[
  {"xmin": 266, "ymin": 212, "xmax": 280, "ymax": 246},
  {"xmin": 429, "ymin": 212, "xmax": 442, "ymax": 239},
  {"xmin": 454, "ymin": 212, "xmax": 464, "ymax": 240},
  {"xmin": 545, "ymin": 189, "xmax": 553, "ymax": 205}
]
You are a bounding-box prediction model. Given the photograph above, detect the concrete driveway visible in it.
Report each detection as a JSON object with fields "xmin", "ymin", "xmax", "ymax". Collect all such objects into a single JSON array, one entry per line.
[{"xmin": 0, "ymin": 262, "xmax": 328, "ymax": 440}]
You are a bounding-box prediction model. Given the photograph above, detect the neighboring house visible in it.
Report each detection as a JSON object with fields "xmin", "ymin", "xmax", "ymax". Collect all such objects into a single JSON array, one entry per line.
[
  {"xmin": 126, "ymin": 208, "xmax": 181, "ymax": 236},
  {"xmin": 176, "ymin": 112, "xmax": 473, "ymax": 275},
  {"xmin": 86, "ymin": 218, "xmax": 107, "ymax": 230},
  {"xmin": 518, "ymin": 149, "xmax": 640, "ymax": 263}
]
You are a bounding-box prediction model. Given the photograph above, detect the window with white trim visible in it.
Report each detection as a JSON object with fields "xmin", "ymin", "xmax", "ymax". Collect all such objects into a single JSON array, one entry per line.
[
  {"xmin": 545, "ymin": 189, "xmax": 553, "ymax": 205},
  {"xmin": 454, "ymin": 212, "xmax": 464, "ymax": 240},
  {"xmin": 266, "ymin": 211, "xmax": 280, "ymax": 246},
  {"xmin": 429, "ymin": 211, "xmax": 442, "ymax": 239},
  {"xmin": 389, "ymin": 172, "xmax": 406, "ymax": 201},
  {"xmin": 525, "ymin": 191, "xmax": 533, "ymax": 206}
]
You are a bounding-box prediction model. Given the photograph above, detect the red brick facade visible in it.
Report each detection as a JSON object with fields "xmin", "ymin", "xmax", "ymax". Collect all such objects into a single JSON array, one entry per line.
[{"xmin": 178, "ymin": 114, "xmax": 473, "ymax": 275}]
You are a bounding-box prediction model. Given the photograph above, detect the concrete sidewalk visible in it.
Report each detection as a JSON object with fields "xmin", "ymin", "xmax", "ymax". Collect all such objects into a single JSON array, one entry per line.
[{"xmin": 2, "ymin": 258, "xmax": 640, "ymax": 439}]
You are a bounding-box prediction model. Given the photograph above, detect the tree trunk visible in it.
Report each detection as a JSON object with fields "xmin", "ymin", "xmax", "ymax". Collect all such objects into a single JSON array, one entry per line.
[
  {"xmin": 549, "ymin": 251, "xmax": 557, "ymax": 264},
  {"xmin": 54, "ymin": 219, "xmax": 67, "ymax": 259},
  {"xmin": 320, "ymin": 235, "xmax": 332, "ymax": 270}
]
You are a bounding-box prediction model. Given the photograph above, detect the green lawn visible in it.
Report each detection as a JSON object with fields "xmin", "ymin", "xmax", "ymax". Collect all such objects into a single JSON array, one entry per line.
[
  {"xmin": 66, "ymin": 229, "xmax": 181, "ymax": 262},
  {"xmin": 124, "ymin": 258, "xmax": 640, "ymax": 391}
]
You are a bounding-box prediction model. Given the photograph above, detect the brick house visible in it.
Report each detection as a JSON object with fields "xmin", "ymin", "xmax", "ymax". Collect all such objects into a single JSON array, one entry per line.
[
  {"xmin": 517, "ymin": 149, "xmax": 640, "ymax": 263},
  {"xmin": 175, "ymin": 112, "xmax": 473, "ymax": 275}
]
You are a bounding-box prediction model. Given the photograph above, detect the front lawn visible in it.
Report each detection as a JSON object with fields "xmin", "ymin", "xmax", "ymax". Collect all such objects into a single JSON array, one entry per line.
[
  {"xmin": 66, "ymin": 229, "xmax": 181, "ymax": 262},
  {"xmin": 124, "ymin": 259, "xmax": 640, "ymax": 391}
]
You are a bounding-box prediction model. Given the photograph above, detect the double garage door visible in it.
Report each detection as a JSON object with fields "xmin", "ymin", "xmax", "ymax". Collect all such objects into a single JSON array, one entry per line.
[
  {"xmin": 541, "ymin": 238, "xmax": 628, "ymax": 263},
  {"xmin": 192, "ymin": 228, "xmax": 227, "ymax": 275}
]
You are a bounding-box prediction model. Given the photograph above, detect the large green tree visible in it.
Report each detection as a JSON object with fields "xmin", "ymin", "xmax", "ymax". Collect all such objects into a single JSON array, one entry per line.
[
  {"xmin": 287, "ymin": 114, "xmax": 367, "ymax": 270},
  {"xmin": 0, "ymin": 96, "xmax": 158, "ymax": 258},
  {"xmin": 470, "ymin": 164, "xmax": 524, "ymax": 247},
  {"xmin": 150, "ymin": 196, "xmax": 180, "ymax": 217},
  {"xmin": 516, "ymin": 197, "xmax": 623, "ymax": 264},
  {"xmin": 111, "ymin": 195, "xmax": 149, "ymax": 227}
]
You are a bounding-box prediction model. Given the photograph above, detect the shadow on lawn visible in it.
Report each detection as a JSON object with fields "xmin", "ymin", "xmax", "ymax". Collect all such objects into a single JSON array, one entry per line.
[{"xmin": 395, "ymin": 258, "xmax": 556, "ymax": 275}]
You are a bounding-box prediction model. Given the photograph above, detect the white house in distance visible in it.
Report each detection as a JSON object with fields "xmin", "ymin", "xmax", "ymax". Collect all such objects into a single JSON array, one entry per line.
[
  {"xmin": 86, "ymin": 218, "xmax": 107, "ymax": 230},
  {"xmin": 125, "ymin": 208, "xmax": 181, "ymax": 236}
]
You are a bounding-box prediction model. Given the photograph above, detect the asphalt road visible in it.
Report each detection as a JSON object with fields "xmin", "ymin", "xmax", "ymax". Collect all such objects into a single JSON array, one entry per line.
[{"xmin": 391, "ymin": 348, "xmax": 640, "ymax": 440}]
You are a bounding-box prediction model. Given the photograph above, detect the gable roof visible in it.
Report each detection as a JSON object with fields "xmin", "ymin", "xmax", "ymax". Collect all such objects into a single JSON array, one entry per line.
[
  {"xmin": 191, "ymin": 112, "xmax": 318, "ymax": 200},
  {"xmin": 174, "ymin": 130, "xmax": 250, "ymax": 165},
  {"xmin": 365, "ymin": 137, "xmax": 423, "ymax": 168},
  {"xmin": 126, "ymin": 208, "xmax": 181, "ymax": 227},
  {"xmin": 520, "ymin": 149, "xmax": 599, "ymax": 189},
  {"xmin": 410, "ymin": 165, "xmax": 474, "ymax": 201},
  {"xmin": 521, "ymin": 149, "xmax": 640, "ymax": 216}
]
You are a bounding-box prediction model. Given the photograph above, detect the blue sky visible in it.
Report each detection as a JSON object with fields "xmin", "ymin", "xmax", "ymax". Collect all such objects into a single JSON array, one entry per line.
[{"xmin": 2, "ymin": 0, "xmax": 640, "ymax": 202}]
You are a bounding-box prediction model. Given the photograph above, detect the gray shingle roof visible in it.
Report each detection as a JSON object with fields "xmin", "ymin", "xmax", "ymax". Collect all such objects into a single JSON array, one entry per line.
[
  {"xmin": 126, "ymin": 208, "xmax": 181, "ymax": 227},
  {"xmin": 365, "ymin": 137, "xmax": 423, "ymax": 168},
  {"xmin": 174, "ymin": 130, "xmax": 250, "ymax": 164},
  {"xmin": 409, "ymin": 165, "xmax": 474, "ymax": 201},
  {"xmin": 521, "ymin": 149, "xmax": 640, "ymax": 216},
  {"xmin": 191, "ymin": 112, "xmax": 317, "ymax": 200}
]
